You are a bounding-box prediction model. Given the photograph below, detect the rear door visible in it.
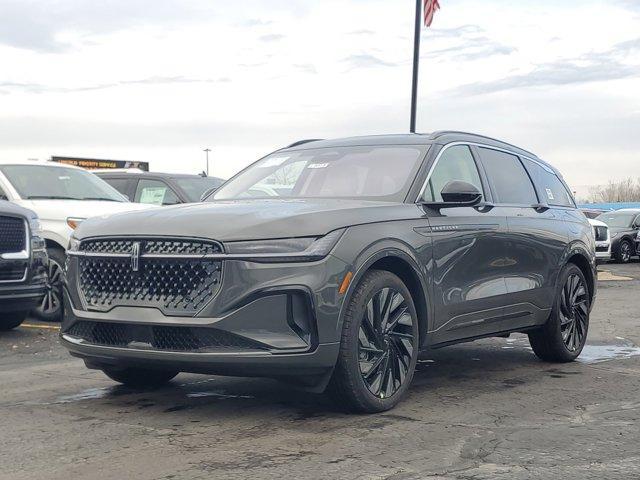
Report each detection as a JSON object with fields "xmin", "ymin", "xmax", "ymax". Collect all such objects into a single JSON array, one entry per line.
[
  {"xmin": 476, "ymin": 147, "xmax": 568, "ymax": 327},
  {"xmin": 422, "ymin": 144, "xmax": 512, "ymax": 345}
]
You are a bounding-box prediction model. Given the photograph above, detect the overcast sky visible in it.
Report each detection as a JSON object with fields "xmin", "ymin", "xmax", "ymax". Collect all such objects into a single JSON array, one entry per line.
[{"xmin": 0, "ymin": 0, "xmax": 638, "ymax": 190}]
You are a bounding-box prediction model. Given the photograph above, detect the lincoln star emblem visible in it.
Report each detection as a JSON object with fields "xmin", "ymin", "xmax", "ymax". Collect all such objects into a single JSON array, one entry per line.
[{"xmin": 131, "ymin": 242, "xmax": 141, "ymax": 272}]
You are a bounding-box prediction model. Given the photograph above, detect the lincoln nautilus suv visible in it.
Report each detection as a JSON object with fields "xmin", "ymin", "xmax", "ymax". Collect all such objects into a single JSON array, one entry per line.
[{"xmin": 60, "ymin": 132, "xmax": 596, "ymax": 413}]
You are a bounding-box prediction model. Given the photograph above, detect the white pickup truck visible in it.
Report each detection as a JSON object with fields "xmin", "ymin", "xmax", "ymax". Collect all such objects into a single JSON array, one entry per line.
[{"xmin": 0, "ymin": 160, "xmax": 155, "ymax": 321}]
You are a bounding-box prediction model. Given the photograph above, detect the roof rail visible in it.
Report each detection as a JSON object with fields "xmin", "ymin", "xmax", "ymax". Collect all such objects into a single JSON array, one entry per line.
[
  {"xmin": 286, "ymin": 139, "xmax": 323, "ymax": 148},
  {"xmin": 428, "ymin": 131, "xmax": 539, "ymax": 159}
]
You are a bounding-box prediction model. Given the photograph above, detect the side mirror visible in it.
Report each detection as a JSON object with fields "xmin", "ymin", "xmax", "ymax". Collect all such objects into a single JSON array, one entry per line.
[
  {"xmin": 200, "ymin": 187, "xmax": 217, "ymax": 202},
  {"xmin": 421, "ymin": 181, "xmax": 483, "ymax": 209}
]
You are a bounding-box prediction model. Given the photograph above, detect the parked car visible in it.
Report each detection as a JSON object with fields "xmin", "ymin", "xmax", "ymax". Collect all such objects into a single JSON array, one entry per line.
[
  {"xmin": 0, "ymin": 201, "xmax": 48, "ymax": 330},
  {"xmin": 0, "ymin": 160, "xmax": 155, "ymax": 321},
  {"xmin": 95, "ymin": 170, "xmax": 225, "ymax": 205},
  {"xmin": 61, "ymin": 132, "xmax": 596, "ymax": 413},
  {"xmin": 596, "ymin": 209, "xmax": 640, "ymax": 263},
  {"xmin": 588, "ymin": 218, "xmax": 611, "ymax": 262}
]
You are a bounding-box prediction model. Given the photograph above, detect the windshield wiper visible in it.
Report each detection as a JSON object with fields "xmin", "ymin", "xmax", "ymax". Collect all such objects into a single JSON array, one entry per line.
[
  {"xmin": 81, "ymin": 197, "xmax": 123, "ymax": 202},
  {"xmin": 27, "ymin": 195, "xmax": 78, "ymax": 200}
]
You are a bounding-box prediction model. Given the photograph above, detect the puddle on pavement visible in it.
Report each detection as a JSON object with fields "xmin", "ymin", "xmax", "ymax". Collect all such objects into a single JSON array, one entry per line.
[
  {"xmin": 186, "ymin": 391, "xmax": 255, "ymax": 399},
  {"xmin": 55, "ymin": 387, "xmax": 112, "ymax": 404},
  {"xmin": 577, "ymin": 343, "xmax": 640, "ymax": 364}
]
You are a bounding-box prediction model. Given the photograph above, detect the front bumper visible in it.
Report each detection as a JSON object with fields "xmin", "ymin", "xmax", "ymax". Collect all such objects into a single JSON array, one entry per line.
[
  {"xmin": 595, "ymin": 242, "xmax": 611, "ymax": 261},
  {"xmin": 61, "ymin": 254, "xmax": 350, "ymax": 377},
  {"xmin": 0, "ymin": 282, "xmax": 46, "ymax": 312}
]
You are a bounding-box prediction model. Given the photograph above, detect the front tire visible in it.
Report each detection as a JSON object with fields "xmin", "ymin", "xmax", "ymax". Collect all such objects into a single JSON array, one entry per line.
[
  {"xmin": 528, "ymin": 263, "xmax": 590, "ymax": 362},
  {"xmin": 33, "ymin": 247, "xmax": 65, "ymax": 322},
  {"xmin": 0, "ymin": 311, "xmax": 28, "ymax": 331},
  {"xmin": 329, "ymin": 270, "xmax": 419, "ymax": 413},
  {"xmin": 615, "ymin": 239, "xmax": 633, "ymax": 264},
  {"xmin": 101, "ymin": 367, "xmax": 178, "ymax": 388}
]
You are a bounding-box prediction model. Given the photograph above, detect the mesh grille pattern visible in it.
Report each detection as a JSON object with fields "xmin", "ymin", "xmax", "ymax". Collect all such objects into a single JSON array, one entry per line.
[
  {"xmin": 0, "ymin": 216, "xmax": 26, "ymax": 254},
  {"xmin": 0, "ymin": 264, "xmax": 26, "ymax": 281},
  {"xmin": 80, "ymin": 239, "xmax": 222, "ymax": 255},
  {"xmin": 67, "ymin": 321, "xmax": 265, "ymax": 352},
  {"xmin": 77, "ymin": 238, "xmax": 223, "ymax": 315}
]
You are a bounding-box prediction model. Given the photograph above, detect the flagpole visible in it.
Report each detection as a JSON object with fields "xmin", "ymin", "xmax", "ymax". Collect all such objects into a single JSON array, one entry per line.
[{"xmin": 409, "ymin": 0, "xmax": 422, "ymax": 133}]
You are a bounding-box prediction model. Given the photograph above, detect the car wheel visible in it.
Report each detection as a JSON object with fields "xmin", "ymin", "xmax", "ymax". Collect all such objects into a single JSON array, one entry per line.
[
  {"xmin": 329, "ymin": 270, "xmax": 419, "ymax": 413},
  {"xmin": 616, "ymin": 239, "xmax": 632, "ymax": 264},
  {"xmin": 0, "ymin": 311, "xmax": 28, "ymax": 331},
  {"xmin": 33, "ymin": 247, "xmax": 65, "ymax": 322},
  {"xmin": 101, "ymin": 367, "xmax": 178, "ymax": 388},
  {"xmin": 528, "ymin": 263, "xmax": 590, "ymax": 362}
]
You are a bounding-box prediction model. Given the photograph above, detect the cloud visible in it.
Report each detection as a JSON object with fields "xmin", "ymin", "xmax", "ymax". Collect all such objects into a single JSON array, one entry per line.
[
  {"xmin": 427, "ymin": 24, "xmax": 484, "ymax": 40},
  {"xmin": 293, "ymin": 64, "xmax": 318, "ymax": 74},
  {"xmin": 342, "ymin": 54, "xmax": 396, "ymax": 70},
  {"xmin": 347, "ymin": 29, "xmax": 375, "ymax": 36},
  {"xmin": 454, "ymin": 37, "xmax": 640, "ymax": 96},
  {"xmin": 259, "ymin": 34, "xmax": 285, "ymax": 42},
  {"xmin": 425, "ymin": 36, "xmax": 516, "ymax": 61},
  {"xmin": 0, "ymin": 76, "xmax": 230, "ymax": 94}
]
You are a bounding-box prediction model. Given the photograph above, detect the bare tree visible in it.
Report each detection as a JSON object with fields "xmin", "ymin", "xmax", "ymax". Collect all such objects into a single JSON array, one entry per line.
[{"xmin": 588, "ymin": 178, "xmax": 640, "ymax": 203}]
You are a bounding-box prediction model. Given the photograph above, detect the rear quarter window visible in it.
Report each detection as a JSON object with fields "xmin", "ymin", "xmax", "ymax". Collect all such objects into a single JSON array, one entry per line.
[
  {"xmin": 477, "ymin": 148, "xmax": 538, "ymax": 205},
  {"xmin": 522, "ymin": 159, "xmax": 575, "ymax": 208}
]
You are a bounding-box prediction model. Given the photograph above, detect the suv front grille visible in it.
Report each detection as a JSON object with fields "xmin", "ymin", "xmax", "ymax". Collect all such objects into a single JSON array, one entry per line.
[
  {"xmin": 77, "ymin": 238, "xmax": 223, "ymax": 315},
  {"xmin": 593, "ymin": 226, "xmax": 608, "ymax": 242},
  {"xmin": 0, "ymin": 264, "xmax": 26, "ymax": 282},
  {"xmin": 67, "ymin": 321, "xmax": 266, "ymax": 352},
  {"xmin": 0, "ymin": 216, "xmax": 26, "ymax": 254}
]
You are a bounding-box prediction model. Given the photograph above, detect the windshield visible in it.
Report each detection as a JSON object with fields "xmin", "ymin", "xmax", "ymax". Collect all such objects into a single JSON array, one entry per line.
[
  {"xmin": 0, "ymin": 165, "xmax": 127, "ymax": 202},
  {"xmin": 596, "ymin": 212, "xmax": 636, "ymax": 228},
  {"xmin": 211, "ymin": 146, "xmax": 427, "ymax": 202},
  {"xmin": 175, "ymin": 176, "xmax": 225, "ymax": 202}
]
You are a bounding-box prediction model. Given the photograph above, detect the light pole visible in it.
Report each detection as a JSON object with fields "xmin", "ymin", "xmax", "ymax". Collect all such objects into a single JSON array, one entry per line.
[{"xmin": 203, "ymin": 148, "xmax": 211, "ymax": 176}]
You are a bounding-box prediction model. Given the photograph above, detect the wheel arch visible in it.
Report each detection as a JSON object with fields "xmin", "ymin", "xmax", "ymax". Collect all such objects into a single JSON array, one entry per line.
[
  {"xmin": 563, "ymin": 244, "xmax": 596, "ymax": 305},
  {"xmin": 339, "ymin": 247, "xmax": 429, "ymax": 348}
]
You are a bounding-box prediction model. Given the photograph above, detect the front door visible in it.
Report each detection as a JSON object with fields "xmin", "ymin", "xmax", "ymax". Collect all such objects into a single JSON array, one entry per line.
[{"xmin": 420, "ymin": 144, "xmax": 512, "ymax": 346}]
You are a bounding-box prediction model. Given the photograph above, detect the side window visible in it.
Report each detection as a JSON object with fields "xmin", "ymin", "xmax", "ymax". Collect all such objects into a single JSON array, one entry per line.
[
  {"xmin": 424, "ymin": 145, "xmax": 484, "ymax": 202},
  {"xmin": 135, "ymin": 179, "xmax": 180, "ymax": 206},
  {"xmin": 478, "ymin": 148, "xmax": 537, "ymax": 205},
  {"xmin": 103, "ymin": 178, "xmax": 130, "ymax": 197},
  {"xmin": 522, "ymin": 159, "xmax": 575, "ymax": 207}
]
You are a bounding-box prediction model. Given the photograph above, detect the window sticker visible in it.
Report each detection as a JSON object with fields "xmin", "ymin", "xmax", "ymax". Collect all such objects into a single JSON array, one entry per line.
[
  {"xmin": 307, "ymin": 163, "xmax": 329, "ymax": 169},
  {"xmin": 545, "ymin": 188, "xmax": 555, "ymax": 201},
  {"xmin": 139, "ymin": 187, "xmax": 166, "ymax": 205},
  {"xmin": 259, "ymin": 156, "xmax": 289, "ymax": 168}
]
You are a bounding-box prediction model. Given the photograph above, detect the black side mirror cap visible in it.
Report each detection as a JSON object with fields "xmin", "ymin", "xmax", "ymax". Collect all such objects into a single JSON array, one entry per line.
[{"xmin": 420, "ymin": 181, "xmax": 483, "ymax": 209}]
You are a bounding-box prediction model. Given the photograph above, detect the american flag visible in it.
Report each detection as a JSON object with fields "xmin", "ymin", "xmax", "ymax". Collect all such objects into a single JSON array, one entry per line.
[{"xmin": 423, "ymin": 0, "xmax": 440, "ymax": 27}]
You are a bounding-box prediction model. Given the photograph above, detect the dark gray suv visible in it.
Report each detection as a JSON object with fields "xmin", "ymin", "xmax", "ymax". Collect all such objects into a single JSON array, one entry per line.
[{"xmin": 61, "ymin": 132, "xmax": 596, "ymax": 412}]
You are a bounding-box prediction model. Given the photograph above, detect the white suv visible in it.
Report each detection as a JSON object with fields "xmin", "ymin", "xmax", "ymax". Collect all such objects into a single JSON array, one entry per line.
[{"xmin": 0, "ymin": 160, "xmax": 155, "ymax": 321}]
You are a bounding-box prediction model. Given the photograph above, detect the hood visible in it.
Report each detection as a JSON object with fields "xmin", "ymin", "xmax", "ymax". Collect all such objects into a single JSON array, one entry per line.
[
  {"xmin": 75, "ymin": 198, "xmax": 423, "ymax": 242},
  {"xmin": 21, "ymin": 200, "xmax": 155, "ymax": 223},
  {"xmin": 588, "ymin": 219, "xmax": 607, "ymax": 228},
  {"xmin": 0, "ymin": 200, "xmax": 37, "ymax": 220}
]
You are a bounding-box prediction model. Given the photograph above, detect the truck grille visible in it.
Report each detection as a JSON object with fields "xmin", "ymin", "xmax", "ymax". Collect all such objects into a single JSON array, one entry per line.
[
  {"xmin": 77, "ymin": 238, "xmax": 223, "ymax": 315},
  {"xmin": 67, "ymin": 321, "xmax": 266, "ymax": 352},
  {"xmin": 0, "ymin": 216, "xmax": 26, "ymax": 254},
  {"xmin": 593, "ymin": 226, "xmax": 608, "ymax": 242},
  {"xmin": 0, "ymin": 264, "xmax": 26, "ymax": 282}
]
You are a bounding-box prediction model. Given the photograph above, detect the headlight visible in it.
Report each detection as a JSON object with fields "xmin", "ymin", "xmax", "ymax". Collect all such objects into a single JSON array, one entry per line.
[
  {"xmin": 611, "ymin": 232, "xmax": 619, "ymax": 239},
  {"xmin": 68, "ymin": 236, "xmax": 81, "ymax": 252},
  {"xmin": 29, "ymin": 217, "xmax": 42, "ymax": 234},
  {"xmin": 67, "ymin": 217, "xmax": 86, "ymax": 230},
  {"xmin": 226, "ymin": 229, "xmax": 345, "ymax": 262}
]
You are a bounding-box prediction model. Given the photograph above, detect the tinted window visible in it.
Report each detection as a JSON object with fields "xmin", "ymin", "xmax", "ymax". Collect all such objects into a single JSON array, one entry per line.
[
  {"xmin": 135, "ymin": 179, "xmax": 180, "ymax": 205},
  {"xmin": 596, "ymin": 212, "xmax": 636, "ymax": 228},
  {"xmin": 175, "ymin": 177, "xmax": 225, "ymax": 202},
  {"xmin": 478, "ymin": 148, "xmax": 537, "ymax": 205},
  {"xmin": 103, "ymin": 178, "xmax": 130, "ymax": 196},
  {"xmin": 213, "ymin": 146, "xmax": 426, "ymax": 202},
  {"xmin": 523, "ymin": 159, "xmax": 574, "ymax": 207},
  {"xmin": 423, "ymin": 145, "xmax": 483, "ymax": 202}
]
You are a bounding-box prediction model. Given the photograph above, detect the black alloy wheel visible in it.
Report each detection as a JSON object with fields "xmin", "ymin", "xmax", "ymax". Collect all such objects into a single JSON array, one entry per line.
[
  {"xmin": 358, "ymin": 287, "xmax": 415, "ymax": 399},
  {"xmin": 33, "ymin": 247, "xmax": 65, "ymax": 322},
  {"xmin": 619, "ymin": 240, "xmax": 632, "ymax": 263},
  {"xmin": 329, "ymin": 270, "xmax": 419, "ymax": 413},
  {"xmin": 558, "ymin": 273, "xmax": 588, "ymax": 353},
  {"xmin": 529, "ymin": 263, "xmax": 590, "ymax": 362}
]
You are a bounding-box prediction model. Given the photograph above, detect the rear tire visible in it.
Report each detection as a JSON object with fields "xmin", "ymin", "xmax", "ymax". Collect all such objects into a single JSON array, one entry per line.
[
  {"xmin": 101, "ymin": 367, "xmax": 178, "ymax": 388},
  {"xmin": 33, "ymin": 246, "xmax": 65, "ymax": 322},
  {"xmin": 0, "ymin": 311, "xmax": 28, "ymax": 331},
  {"xmin": 329, "ymin": 270, "xmax": 419, "ymax": 413},
  {"xmin": 528, "ymin": 263, "xmax": 590, "ymax": 362}
]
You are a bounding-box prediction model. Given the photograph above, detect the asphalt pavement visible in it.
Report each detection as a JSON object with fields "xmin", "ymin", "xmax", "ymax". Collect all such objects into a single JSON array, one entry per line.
[{"xmin": 2, "ymin": 262, "xmax": 640, "ymax": 480}]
